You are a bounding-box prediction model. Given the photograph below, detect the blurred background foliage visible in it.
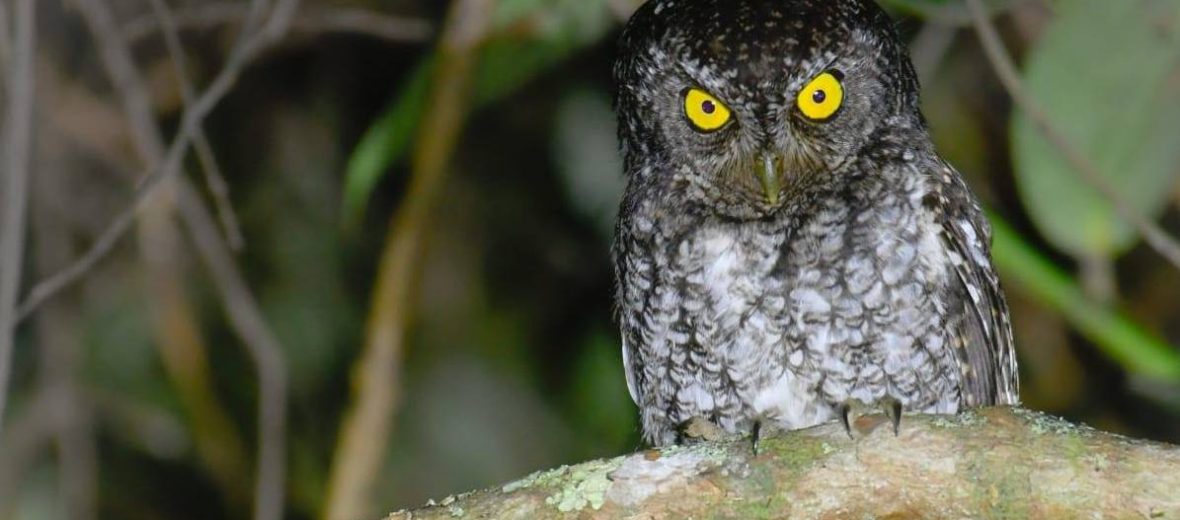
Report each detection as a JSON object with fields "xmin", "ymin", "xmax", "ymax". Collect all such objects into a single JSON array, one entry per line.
[{"xmin": 3, "ymin": 0, "xmax": 1180, "ymax": 518}]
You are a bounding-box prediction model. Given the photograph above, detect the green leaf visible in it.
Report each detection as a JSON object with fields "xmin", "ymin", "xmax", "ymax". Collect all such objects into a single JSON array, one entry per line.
[
  {"xmin": 340, "ymin": 0, "xmax": 616, "ymax": 226},
  {"xmin": 341, "ymin": 58, "xmax": 435, "ymax": 226},
  {"xmin": 989, "ymin": 212, "xmax": 1180, "ymax": 380},
  {"xmin": 1012, "ymin": 0, "xmax": 1180, "ymax": 258}
]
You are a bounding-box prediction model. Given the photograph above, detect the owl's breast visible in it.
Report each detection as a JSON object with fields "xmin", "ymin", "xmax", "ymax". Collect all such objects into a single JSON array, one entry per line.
[
  {"xmin": 654, "ymin": 221, "xmax": 817, "ymax": 429},
  {"xmin": 768, "ymin": 184, "xmax": 962, "ymax": 418},
  {"xmin": 620, "ymin": 179, "xmax": 967, "ymax": 441}
]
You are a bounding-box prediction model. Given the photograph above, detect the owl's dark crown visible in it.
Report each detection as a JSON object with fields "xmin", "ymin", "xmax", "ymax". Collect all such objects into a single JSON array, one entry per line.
[
  {"xmin": 617, "ymin": 0, "xmax": 918, "ymax": 110},
  {"xmin": 615, "ymin": 0, "xmax": 924, "ymax": 219}
]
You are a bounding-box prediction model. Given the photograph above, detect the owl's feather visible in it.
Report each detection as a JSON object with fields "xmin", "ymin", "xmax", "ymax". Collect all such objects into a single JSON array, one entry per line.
[{"xmin": 931, "ymin": 161, "xmax": 1020, "ymax": 407}]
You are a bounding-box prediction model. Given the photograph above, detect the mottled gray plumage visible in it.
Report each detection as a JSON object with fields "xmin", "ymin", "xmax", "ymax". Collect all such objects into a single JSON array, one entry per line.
[{"xmin": 612, "ymin": 0, "xmax": 1019, "ymax": 446}]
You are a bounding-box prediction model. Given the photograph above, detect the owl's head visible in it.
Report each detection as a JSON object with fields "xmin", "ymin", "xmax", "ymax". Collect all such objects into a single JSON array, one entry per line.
[{"xmin": 615, "ymin": 0, "xmax": 922, "ymax": 218}]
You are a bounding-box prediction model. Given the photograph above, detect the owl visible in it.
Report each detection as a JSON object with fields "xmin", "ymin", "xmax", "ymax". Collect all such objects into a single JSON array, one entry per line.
[{"xmin": 612, "ymin": 0, "xmax": 1019, "ymax": 447}]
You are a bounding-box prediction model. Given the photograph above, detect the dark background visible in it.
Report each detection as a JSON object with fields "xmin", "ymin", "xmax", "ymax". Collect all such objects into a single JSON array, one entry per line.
[{"xmin": 2, "ymin": 0, "xmax": 1179, "ymax": 518}]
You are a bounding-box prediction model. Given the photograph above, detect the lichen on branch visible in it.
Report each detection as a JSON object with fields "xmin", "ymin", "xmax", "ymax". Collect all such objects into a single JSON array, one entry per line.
[{"xmin": 388, "ymin": 407, "xmax": 1180, "ymax": 519}]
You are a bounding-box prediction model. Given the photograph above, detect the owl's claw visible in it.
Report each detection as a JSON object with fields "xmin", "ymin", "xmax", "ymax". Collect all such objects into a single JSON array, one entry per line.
[
  {"xmin": 751, "ymin": 419, "xmax": 763, "ymax": 456},
  {"xmin": 840, "ymin": 397, "xmax": 904, "ymax": 438},
  {"xmin": 838, "ymin": 401, "xmax": 859, "ymax": 439},
  {"xmin": 883, "ymin": 396, "xmax": 902, "ymax": 436},
  {"xmin": 748, "ymin": 417, "xmax": 785, "ymax": 455}
]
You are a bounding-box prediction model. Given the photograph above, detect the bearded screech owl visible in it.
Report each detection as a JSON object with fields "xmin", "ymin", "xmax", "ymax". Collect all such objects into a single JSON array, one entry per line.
[{"xmin": 612, "ymin": 0, "xmax": 1019, "ymax": 446}]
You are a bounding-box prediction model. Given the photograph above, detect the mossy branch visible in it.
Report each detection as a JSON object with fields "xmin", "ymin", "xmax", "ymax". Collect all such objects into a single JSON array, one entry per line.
[{"xmin": 388, "ymin": 407, "xmax": 1180, "ymax": 519}]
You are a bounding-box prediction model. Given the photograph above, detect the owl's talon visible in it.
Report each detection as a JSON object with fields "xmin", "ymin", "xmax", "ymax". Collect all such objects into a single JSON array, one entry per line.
[
  {"xmin": 839, "ymin": 398, "xmax": 903, "ymax": 438},
  {"xmin": 883, "ymin": 397, "xmax": 902, "ymax": 436},
  {"xmin": 838, "ymin": 400, "xmax": 861, "ymax": 439},
  {"xmin": 750, "ymin": 420, "xmax": 763, "ymax": 456},
  {"xmin": 749, "ymin": 418, "xmax": 786, "ymax": 455}
]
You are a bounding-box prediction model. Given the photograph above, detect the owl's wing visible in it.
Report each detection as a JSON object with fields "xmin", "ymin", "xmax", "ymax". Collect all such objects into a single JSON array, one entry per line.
[
  {"xmin": 621, "ymin": 335, "xmax": 641, "ymax": 405},
  {"xmin": 933, "ymin": 164, "xmax": 1020, "ymax": 407}
]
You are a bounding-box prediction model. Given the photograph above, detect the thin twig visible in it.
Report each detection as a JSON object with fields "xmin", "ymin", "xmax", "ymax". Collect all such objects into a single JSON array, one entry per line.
[
  {"xmin": 136, "ymin": 214, "xmax": 254, "ymax": 508},
  {"xmin": 40, "ymin": 56, "xmax": 254, "ymax": 503},
  {"xmin": 149, "ymin": 0, "xmax": 244, "ymax": 250},
  {"xmin": 60, "ymin": 1, "xmax": 296, "ymax": 519},
  {"xmin": 0, "ymin": 0, "xmax": 36, "ymax": 435},
  {"xmin": 14, "ymin": 0, "xmax": 296, "ymax": 325},
  {"xmin": 0, "ymin": 0, "xmax": 11, "ymax": 77},
  {"xmin": 243, "ymin": 0, "xmax": 272, "ymax": 34},
  {"xmin": 964, "ymin": 0, "xmax": 1180, "ymax": 271},
  {"xmin": 122, "ymin": 3, "xmax": 432, "ymax": 45},
  {"xmin": 321, "ymin": 1, "xmax": 495, "ymax": 519},
  {"xmin": 176, "ymin": 176, "xmax": 289, "ymax": 520}
]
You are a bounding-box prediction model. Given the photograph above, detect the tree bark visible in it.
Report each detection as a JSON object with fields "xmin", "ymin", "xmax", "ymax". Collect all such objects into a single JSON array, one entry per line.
[{"xmin": 388, "ymin": 407, "xmax": 1180, "ymax": 519}]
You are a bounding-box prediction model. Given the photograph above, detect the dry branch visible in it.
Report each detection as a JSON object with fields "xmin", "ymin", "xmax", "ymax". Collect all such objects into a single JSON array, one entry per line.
[
  {"xmin": 121, "ymin": 3, "xmax": 432, "ymax": 45},
  {"xmin": 391, "ymin": 408, "xmax": 1180, "ymax": 519},
  {"xmin": 65, "ymin": 0, "xmax": 297, "ymax": 518},
  {"xmin": 322, "ymin": 0, "xmax": 494, "ymax": 519},
  {"xmin": 149, "ymin": 0, "xmax": 245, "ymax": 250},
  {"xmin": 0, "ymin": 0, "xmax": 36, "ymax": 435},
  {"xmin": 0, "ymin": 0, "xmax": 11, "ymax": 73},
  {"xmin": 14, "ymin": 0, "xmax": 298, "ymax": 325}
]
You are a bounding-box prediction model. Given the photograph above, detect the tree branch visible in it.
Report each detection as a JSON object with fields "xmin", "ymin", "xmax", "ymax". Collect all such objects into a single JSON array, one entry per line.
[
  {"xmin": 392, "ymin": 408, "xmax": 1180, "ymax": 519},
  {"xmin": 322, "ymin": 1, "xmax": 494, "ymax": 519},
  {"xmin": 0, "ymin": 0, "xmax": 12, "ymax": 76},
  {"xmin": 121, "ymin": 3, "xmax": 432, "ymax": 45},
  {"xmin": 13, "ymin": 0, "xmax": 297, "ymax": 325},
  {"xmin": 0, "ymin": 0, "xmax": 36, "ymax": 435},
  {"xmin": 63, "ymin": 0, "xmax": 296, "ymax": 518},
  {"xmin": 175, "ymin": 174, "xmax": 290, "ymax": 520},
  {"xmin": 149, "ymin": 0, "xmax": 245, "ymax": 251}
]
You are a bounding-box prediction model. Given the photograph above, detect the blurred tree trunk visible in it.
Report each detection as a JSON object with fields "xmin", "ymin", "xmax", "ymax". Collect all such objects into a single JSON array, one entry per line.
[{"xmin": 391, "ymin": 408, "xmax": 1180, "ymax": 519}]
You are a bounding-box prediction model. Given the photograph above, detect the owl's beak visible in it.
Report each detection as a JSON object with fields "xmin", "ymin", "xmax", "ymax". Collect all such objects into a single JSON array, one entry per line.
[{"xmin": 760, "ymin": 154, "xmax": 782, "ymax": 206}]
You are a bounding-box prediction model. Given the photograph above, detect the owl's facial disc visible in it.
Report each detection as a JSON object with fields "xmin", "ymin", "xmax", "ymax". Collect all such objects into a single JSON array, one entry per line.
[
  {"xmin": 676, "ymin": 64, "xmax": 855, "ymax": 210},
  {"xmin": 756, "ymin": 69, "xmax": 847, "ymax": 206},
  {"xmin": 615, "ymin": 0, "xmax": 924, "ymax": 218},
  {"xmin": 681, "ymin": 87, "xmax": 785, "ymax": 206}
]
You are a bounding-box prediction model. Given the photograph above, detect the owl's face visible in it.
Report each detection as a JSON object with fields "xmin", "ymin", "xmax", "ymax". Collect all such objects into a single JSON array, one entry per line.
[{"xmin": 615, "ymin": 0, "xmax": 921, "ymax": 218}]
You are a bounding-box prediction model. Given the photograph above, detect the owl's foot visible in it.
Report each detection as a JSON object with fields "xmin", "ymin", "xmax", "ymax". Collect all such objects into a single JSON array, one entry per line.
[
  {"xmin": 676, "ymin": 417, "xmax": 728, "ymax": 444},
  {"xmin": 839, "ymin": 397, "xmax": 902, "ymax": 439},
  {"xmin": 749, "ymin": 418, "xmax": 784, "ymax": 456}
]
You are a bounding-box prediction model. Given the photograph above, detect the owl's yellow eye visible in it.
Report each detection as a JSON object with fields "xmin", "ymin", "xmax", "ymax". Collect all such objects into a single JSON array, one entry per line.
[
  {"xmin": 796, "ymin": 71, "xmax": 844, "ymax": 121},
  {"xmin": 683, "ymin": 88, "xmax": 732, "ymax": 132}
]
